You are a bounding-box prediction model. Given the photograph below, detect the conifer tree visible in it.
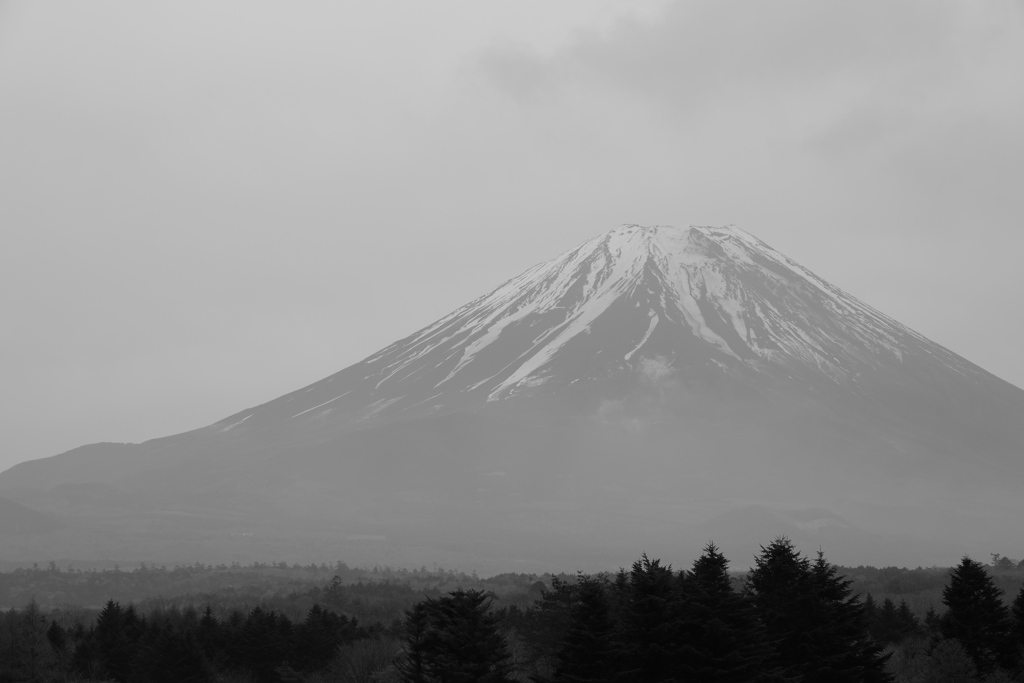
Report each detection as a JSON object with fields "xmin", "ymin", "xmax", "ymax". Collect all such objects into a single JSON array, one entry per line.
[
  {"xmin": 924, "ymin": 606, "xmax": 942, "ymax": 637},
  {"xmin": 941, "ymin": 556, "xmax": 1017, "ymax": 674},
  {"xmin": 196, "ymin": 606, "xmax": 223, "ymax": 664},
  {"xmin": 131, "ymin": 625, "xmax": 212, "ymax": 683},
  {"xmin": 1010, "ymin": 586, "xmax": 1024, "ymax": 645},
  {"xmin": 94, "ymin": 600, "xmax": 140, "ymax": 683},
  {"xmin": 397, "ymin": 602, "xmax": 432, "ymax": 683},
  {"xmin": 549, "ymin": 574, "xmax": 615, "ymax": 683},
  {"xmin": 234, "ymin": 607, "xmax": 294, "ymax": 682},
  {"xmin": 863, "ymin": 594, "xmax": 877, "ymax": 628},
  {"xmin": 746, "ymin": 537, "xmax": 815, "ymax": 680},
  {"xmin": 896, "ymin": 600, "xmax": 920, "ymax": 639},
  {"xmin": 872, "ymin": 598, "xmax": 901, "ymax": 644},
  {"xmin": 294, "ymin": 604, "xmax": 345, "ymax": 670},
  {"xmin": 682, "ymin": 542, "xmax": 781, "ymax": 682},
  {"xmin": 47, "ymin": 619, "xmax": 69, "ymax": 672},
  {"xmin": 617, "ymin": 554, "xmax": 681, "ymax": 682},
  {"xmin": 746, "ymin": 538, "xmax": 892, "ymax": 683},
  {"xmin": 525, "ymin": 577, "xmax": 579, "ymax": 676},
  {"xmin": 398, "ymin": 589, "xmax": 513, "ymax": 683},
  {"xmin": 808, "ymin": 551, "xmax": 892, "ymax": 682}
]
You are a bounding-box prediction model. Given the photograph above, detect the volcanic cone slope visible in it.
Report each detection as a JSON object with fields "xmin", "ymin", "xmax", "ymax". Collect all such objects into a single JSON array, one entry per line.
[{"xmin": 3, "ymin": 225, "xmax": 1022, "ymax": 568}]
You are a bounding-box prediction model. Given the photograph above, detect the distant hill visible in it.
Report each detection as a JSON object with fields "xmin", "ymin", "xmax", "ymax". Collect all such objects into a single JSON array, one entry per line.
[{"xmin": 0, "ymin": 497, "xmax": 62, "ymax": 535}]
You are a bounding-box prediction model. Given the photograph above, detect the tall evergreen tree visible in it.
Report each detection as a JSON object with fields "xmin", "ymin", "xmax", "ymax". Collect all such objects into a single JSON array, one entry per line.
[
  {"xmin": 196, "ymin": 606, "xmax": 223, "ymax": 665},
  {"xmin": 808, "ymin": 551, "xmax": 891, "ymax": 683},
  {"xmin": 397, "ymin": 601, "xmax": 432, "ymax": 683},
  {"xmin": 616, "ymin": 554, "xmax": 681, "ymax": 682},
  {"xmin": 294, "ymin": 604, "xmax": 349, "ymax": 671},
  {"xmin": 896, "ymin": 600, "xmax": 920, "ymax": 639},
  {"xmin": 398, "ymin": 589, "xmax": 513, "ymax": 683},
  {"xmin": 47, "ymin": 619, "xmax": 69, "ymax": 673},
  {"xmin": 924, "ymin": 606, "xmax": 942, "ymax": 637},
  {"xmin": 863, "ymin": 594, "xmax": 878, "ymax": 629},
  {"xmin": 548, "ymin": 574, "xmax": 615, "ymax": 683},
  {"xmin": 1012, "ymin": 586, "xmax": 1024, "ymax": 652},
  {"xmin": 940, "ymin": 556, "xmax": 1017, "ymax": 674},
  {"xmin": 130, "ymin": 625, "xmax": 212, "ymax": 683},
  {"xmin": 232, "ymin": 607, "xmax": 294, "ymax": 683},
  {"xmin": 94, "ymin": 600, "xmax": 142, "ymax": 683},
  {"xmin": 746, "ymin": 537, "xmax": 816, "ymax": 680},
  {"xmin": 871, "ymin": 598, "xmax": 901, "ymax": 645},
  {"xmin": 682, "ymin": 542, "xmax": 781, "ymax": 682},
  {"xmin": 746, "ymin": 538, "xmax": 892, "ymax": 683},
  {"xmin": 524, "ymin": 577, "xmax": 580, "ymax": 677}
]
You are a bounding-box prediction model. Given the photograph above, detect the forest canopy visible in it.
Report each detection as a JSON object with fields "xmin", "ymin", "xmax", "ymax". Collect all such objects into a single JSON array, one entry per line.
[{"xmin": 2, "ymin": 539, "xmax": 1024, "ymax": 682}]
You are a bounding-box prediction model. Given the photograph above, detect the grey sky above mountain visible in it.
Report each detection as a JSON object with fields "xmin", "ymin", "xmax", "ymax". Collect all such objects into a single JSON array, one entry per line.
[{"xmin": 1, "ymin": 0, "xmax": 1022, "ymax": 474}]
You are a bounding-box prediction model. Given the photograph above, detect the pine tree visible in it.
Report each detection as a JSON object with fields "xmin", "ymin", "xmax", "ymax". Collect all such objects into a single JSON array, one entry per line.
[
  {"xmin": 941, "ymin": 556, "xmax": 1017, "ymax": 674},
  {"xmin": 130, "ymin": 625, "xmax": 212, "ymax": 683},
  {"xmin": 924, "ymin": 605, "xmax": 942, "ymax": 637},
  {"xmin": 896, "ymin": 600, "xmax": 920, "ymax": 639},
  {"xmin": 398, "ymin": 589, "xmax": 513, "ymax": 683},
  {"xmin": 873, "ymin": 598, "xmax": 901, "ymax": 645},
  {"xmin": 294, "ymin": 604, "xmax": 345, "ymax": 671},
  {"xmin": 521, "ymin": 577, "xmax": 578, "ymax": 678},
  {"xmin": 196, "ymin": 605, "xmax": 223, "ymax": 664},
  {"xmin": 94, "ymin": 600, "xmax": 139, "ymax": 683},
  {"xmin": 397, "ymin": 602, "xmax": 432, "ymax": 683},
  {"xmin": 682, "ymin": 541, "xmax": 781, "ymax": 682},
  {"xmin": 47, "ymin": 619, "xmax": 69, "ymax": 672},
  {"xmin": 746, "ymin": 537, "xmax": 816, "ymax": 680},
  {"xmin": 808, "ymin": 551, "xmax": 892, "ymax": 683},
  {"xmin": 233, "ymin": 607, "xmax": 294, "ymax": 683},
  {"xmin": 1011, "ymin": 586, "xmax": 1024, "ymax": 648},
  {"xmin": 616, "ymin": 554, "xmax": 681, "ymax": 682},
  {"xmin": 746, "ymin": 538, "xmax": 892, "ymax": 683},
  {"xmin": 863, "ymin": 594, "xmax": 877, "ymax": 629},
  {"xmin": 549, "ymin": 574, "xmax": 615, "ymax": 683}
]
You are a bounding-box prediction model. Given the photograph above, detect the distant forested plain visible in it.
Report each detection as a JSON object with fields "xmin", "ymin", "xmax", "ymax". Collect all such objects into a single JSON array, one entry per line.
[{"xmin": 2, "ymin": 540, "xmax": 1024, "ymax": 682}]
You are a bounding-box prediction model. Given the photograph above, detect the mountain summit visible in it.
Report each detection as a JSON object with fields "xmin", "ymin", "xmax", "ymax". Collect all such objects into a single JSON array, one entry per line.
[
  {"xmin": 193, "ymin": 224, "xmax": 972, "ymax": 430},
  {"xmin": 3, "ymin": 225, "xmax": 1023, "ymax": 569}
]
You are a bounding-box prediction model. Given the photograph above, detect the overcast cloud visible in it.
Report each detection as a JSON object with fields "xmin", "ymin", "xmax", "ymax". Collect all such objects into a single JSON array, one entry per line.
[{"xmin": 1, "ymin": 1, "xmax": 1021, "ymax": 473}]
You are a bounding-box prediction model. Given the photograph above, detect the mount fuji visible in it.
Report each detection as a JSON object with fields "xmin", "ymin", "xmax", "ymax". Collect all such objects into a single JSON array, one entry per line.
[{"xmin": 3, "ymin": 225, "xmax": 1023, "ymax": 570}]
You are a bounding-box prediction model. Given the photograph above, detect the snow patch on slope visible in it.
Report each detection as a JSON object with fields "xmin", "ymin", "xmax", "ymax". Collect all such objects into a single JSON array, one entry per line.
[
  {"xmin": 291, "ymin": 392, "xmax": 351, "ymax": 419},
  {"xmin": 626, "ymin": 313, "xmax": 659, "ymax": 361},
  {"xmin": 220, "ymin": 415, "xmax": 252, "ymax": 432}
]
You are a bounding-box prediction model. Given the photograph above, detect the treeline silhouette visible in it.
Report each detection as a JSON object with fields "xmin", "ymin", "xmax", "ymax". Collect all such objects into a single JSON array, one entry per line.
[
  {"xmin": 3, "ymin": 597, "xmax": 390, "ymax": 682},
  {"xmin": 845, "ymin": 561, "xmax": 1024, "ymax": 620},
  {"xmin": 0, "ymin": 561, "xmax": 495, "ymax": 611},
  {"xmin": 2, "ymin": 539, "xmax": 1024, "ymax": 681},
  {"xmin": 503, "ymin": 539, "xmax": 890, "ymax": 682}
]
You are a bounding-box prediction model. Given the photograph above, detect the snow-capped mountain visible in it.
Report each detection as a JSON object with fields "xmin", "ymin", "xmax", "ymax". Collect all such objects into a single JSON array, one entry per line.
[
  {"xmin": 2, "ymin": 225, "xmax": 1022, "ymax": 570},
  {"xmin": 191, "ymin": 224, "xmax": 975, "ymax": 432}
]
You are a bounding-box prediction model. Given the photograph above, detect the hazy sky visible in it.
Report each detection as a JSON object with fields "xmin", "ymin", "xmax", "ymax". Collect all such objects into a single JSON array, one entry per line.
[{"xmin": 2, "ymin": 1, "xmax": 1022, "ymax": 474}]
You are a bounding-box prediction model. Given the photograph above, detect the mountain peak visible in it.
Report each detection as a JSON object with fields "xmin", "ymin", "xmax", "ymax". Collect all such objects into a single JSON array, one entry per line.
[
  {"xmin": 203, "ymin": 223, "xmax": 970, "ymax": 433},
  {"xmin": 578, "ymin": 223, "xmax": 780, "ymax": 274}
]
